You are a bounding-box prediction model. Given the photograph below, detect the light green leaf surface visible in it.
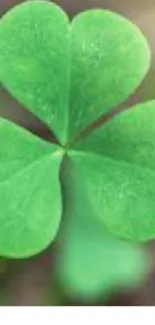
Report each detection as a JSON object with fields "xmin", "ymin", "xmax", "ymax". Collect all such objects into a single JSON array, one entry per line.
[
  {"xmin": 68, "ymin": 9, "xmax": 150, "ymax": 140},
  {"xmin": 75, "ymin": 101, "xmax": 155, "ymax": 169},
  {"xmin": 68, "ymin": 138, "xmax": 155, "ymax": 242},
  {"xmin": 0, "ymin": 1, "xmax": 70, "ymax": 144},
  {"xmin": 56, "ymin": 157, "xmax": 147, "ymax": 298},
  {"xmin": 0, "ymin": 118, "xmax": 63, "ymax": 257},
  {"xmin": 0, "ymin": 2, "xmax": 150, "ymax": 144}
]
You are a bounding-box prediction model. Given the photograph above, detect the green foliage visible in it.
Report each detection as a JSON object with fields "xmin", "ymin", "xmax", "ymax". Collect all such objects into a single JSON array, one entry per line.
[
  {"xmin": 0, "ymin": 1, "xmax": 70, "ymax": 144},
  {"xmin": 0, "ymin": 0, "xmax": 152, "ymax": 297},
  {"xmin": 74, "ymin": 102, "xmax": 155, "ymax": 242},
  {"xmin": 56, "ymin": 157, "xmax": 147, "ymax": 298},
  {"xmin": 0, "ymin": 119, "xmax": 63, "ymax": 257},
  {"xmin": 0, "ymin": 1, "xmax": 150, "ymax": 143},
  {"xmin": 69, "ymin": 9, "xmax": 150, "ymax": 140},
  {"xmin": 57, "ymin": 216, "xmax": 147, "ymax": 299}
]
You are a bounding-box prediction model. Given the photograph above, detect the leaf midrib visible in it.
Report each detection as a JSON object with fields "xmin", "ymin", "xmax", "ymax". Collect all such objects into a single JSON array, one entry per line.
[
  {"xmin": 70, "ymin": 149, "xmax": 155, "ymax": 177},
  {"xmin": 0, "ymin": 148, "xmax": 62, "ymax": 187}
]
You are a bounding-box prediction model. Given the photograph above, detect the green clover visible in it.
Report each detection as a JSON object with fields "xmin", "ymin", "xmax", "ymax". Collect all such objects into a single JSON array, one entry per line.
[{"xmin": 0, "ymin": 0, "xmax": 152, "ymax": 297}]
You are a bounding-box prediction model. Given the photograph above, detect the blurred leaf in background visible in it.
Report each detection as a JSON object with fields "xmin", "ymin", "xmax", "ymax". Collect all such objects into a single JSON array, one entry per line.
[{"xmin": 55, "ymin": 157, "xmax": 148, "ymax": 302}]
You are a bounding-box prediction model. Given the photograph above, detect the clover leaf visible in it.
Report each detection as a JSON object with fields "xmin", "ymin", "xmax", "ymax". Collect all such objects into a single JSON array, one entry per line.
[
  {"xmin": 74, "ymin": 101, "xmax": 155, "ymax": 242},
  {"xmin": 0, "ymin": 119, "xmax": 63, "ymax": 257},
  {"xmin": 0, "ymin": 0, "xmax": 150, "ymax": 144},
  {"xmin": 0, "ymin": 0, "xmax": 152, "ymax": 296}
]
